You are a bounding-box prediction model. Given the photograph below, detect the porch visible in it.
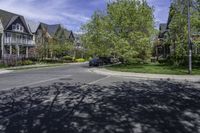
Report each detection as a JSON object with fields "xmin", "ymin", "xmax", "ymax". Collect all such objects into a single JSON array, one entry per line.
[{"xmin": 1, "ymin": 44, "xmax": 35, "ymax": 59}]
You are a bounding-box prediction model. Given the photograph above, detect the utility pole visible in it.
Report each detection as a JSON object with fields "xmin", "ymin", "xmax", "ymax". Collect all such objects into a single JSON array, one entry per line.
[{"xmin": 187, "ymin": 0, "xmax": 192, "ymax": 74}]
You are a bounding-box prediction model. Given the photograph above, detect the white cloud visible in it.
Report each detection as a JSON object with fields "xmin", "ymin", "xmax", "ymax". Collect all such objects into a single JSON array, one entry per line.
[
  {"xmin": 0, "ymin": 0, "xmax": 91, "ymax": 31},
  {"xmin": 0, "ymin": 0, "xmax": 171, "ymax": 31}
]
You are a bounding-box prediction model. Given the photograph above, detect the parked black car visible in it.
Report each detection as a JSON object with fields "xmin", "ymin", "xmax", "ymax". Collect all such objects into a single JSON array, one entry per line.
[
  {"xmin": 89, "ymin": 58, "xmax": 104, "ymax": 67},
  {"xmin": 89, "ymin": 57, "xmax": 119, "ymax": 67},
  {"xmin": 99, "ymin": 57, "xmax": 112, "ymax": 65}
]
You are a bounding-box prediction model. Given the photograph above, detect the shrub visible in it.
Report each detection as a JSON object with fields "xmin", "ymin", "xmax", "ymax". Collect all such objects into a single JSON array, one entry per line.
[
  {"xmin": 0, "ymin": 63, "xmax": 7, "ymax": 68},
  {"xmin": 193, "ymin": 55, "xmax": 200, "ymax": 66},
  {"xmin": 63, "ymin": 55, "xmax": 73, "ymax": 61},
  {"xmin": 40, "ymin": 59, "xmax": 64, "ymax": 64},
  {"xmin": 124, "ymin": 58, "xmax": 144, "ymax": 65},
  {"xmin": 75, "ymin": 58, "xmax": 85, "ymax": 62},
  {"xmin": 158, "ymin": 58, "xmax": 167, "ymax": 64},
  {"xmin": 21, "ymin": 60, "xmax": 34, "ymax": 66}
]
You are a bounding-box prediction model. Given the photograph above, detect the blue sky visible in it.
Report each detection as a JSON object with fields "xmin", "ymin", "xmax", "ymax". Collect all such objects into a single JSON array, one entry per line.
[{"xmin": 0, "ymin": 0, "xmax": 171, "ymax": 33}]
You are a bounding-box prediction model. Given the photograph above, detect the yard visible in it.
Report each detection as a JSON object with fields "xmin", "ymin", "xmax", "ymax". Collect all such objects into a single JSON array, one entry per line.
[{"xmin": 106, "ymin": 63, "xmax": 200, "ymax": 75}]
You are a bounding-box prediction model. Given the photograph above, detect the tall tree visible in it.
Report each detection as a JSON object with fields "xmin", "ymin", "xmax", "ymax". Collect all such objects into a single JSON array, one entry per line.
[
  {"xmin": 165, "ymin": 0, "xmax": 200, "ymax": 66},
  {"xmin": 82, "ymin": 0, "xmax": 154, "ymax": 64}
]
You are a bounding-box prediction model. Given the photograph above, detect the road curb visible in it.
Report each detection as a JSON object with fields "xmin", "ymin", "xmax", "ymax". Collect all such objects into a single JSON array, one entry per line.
[
  {"xmin": 90, "ymin": 68, "xmax": 200, "ymax": 82},
  {"xmin": 0, "ymin": 70, "xmax": 13, "ymax": 74}
]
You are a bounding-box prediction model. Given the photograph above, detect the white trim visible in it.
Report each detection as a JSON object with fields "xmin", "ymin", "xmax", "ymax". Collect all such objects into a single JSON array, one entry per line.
[{"xmin": 1, "ymin": 33, "xmax": 4, "ymax": 57}]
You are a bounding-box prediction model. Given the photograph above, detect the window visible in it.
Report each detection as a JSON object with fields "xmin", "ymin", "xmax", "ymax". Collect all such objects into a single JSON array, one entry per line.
[
  {"xmin": 12, "ymin": 25, "xmax": 16, "ymax": 30},
  {"xmin": 6, "ymin": 33, "xmax": 11, "ymax": 37},
  {"xmin": 21, "ymin": 26, "xmax": 24, "ymax": 32},
  {"xmin": 24, "ymin": 35, "xmax": 27, "ymax": 40},
  {"xmin": 16, "ymin": 24, "xmax": 20, "ymax": 30}
]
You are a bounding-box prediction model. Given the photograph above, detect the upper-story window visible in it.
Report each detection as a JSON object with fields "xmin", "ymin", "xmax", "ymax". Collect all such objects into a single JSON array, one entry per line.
[
  {"xmin": 6, "ymin": 33, "xmax": 11, "ymax": 37},
  {"xmin": 12, "ymin": 25, "xmax": 16, "ymax": 30},
  {"xmin": 16, "ymin": 24, "xmax": 20, "ymax": 30},
  {"xmin": 12, "ymin": 23, "xmax": 24, "ymax": 32}
]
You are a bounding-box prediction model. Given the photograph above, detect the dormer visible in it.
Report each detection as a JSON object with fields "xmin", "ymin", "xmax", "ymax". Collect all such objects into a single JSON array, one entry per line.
[{"xmin": 12, "ymin": 23, "xmax": 24, "ymax": 32}]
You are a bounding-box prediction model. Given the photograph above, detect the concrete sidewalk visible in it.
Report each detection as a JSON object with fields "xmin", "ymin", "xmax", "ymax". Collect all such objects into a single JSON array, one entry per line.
[
  {"xmin": 90, "ymin": 68, "xmax": 200, "ymax": 82},
  {"xmin": 0, "ymin": 69, "xmax": 13, "ymax": 74}
]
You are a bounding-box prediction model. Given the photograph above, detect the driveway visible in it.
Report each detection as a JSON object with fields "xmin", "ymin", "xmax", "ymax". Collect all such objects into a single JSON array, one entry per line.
[{"xmin": 0, "ymin": 63, "xmax": 200, "ymax": 133}]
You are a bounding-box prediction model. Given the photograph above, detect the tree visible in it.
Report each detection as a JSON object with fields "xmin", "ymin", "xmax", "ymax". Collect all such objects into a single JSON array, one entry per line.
[
  {"xmin": 164, "ymin": 0, "xmax": 200, "ymax": 66},
  {"xmin": 49, "ymin": 39, "xmax": 74, "ymax": 58},
  {"xmin": 82, "ymin": 0, "xmax": 154, "ymax": 64}
]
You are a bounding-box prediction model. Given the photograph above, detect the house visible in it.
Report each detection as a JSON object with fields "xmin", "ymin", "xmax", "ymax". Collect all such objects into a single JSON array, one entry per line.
[
  {"xmin": 0, "ymin": 9, "xmax": 35, "ymax": 59},
  {"xmin": 154, "ymin": 23, "xmax": 170, "ymax": 59},
  {"xmin": 35, "ymin": 23, "xmax": 75, "ymax": 44},
  {"xmin": 0, "ymin": 19, "xmax": 4, "ymax": 59},
  {"xmin": 73, "ymin": 33, "xmax": 85, "ymax": 58},
  {"xmin": 35, "ymin": 22, "xmax": 75, "ymax": 58}
]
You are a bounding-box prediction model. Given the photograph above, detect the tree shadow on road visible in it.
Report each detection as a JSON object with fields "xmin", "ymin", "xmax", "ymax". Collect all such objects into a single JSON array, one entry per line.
[{"xmin": 0, "ymin": 80, "xmax": 200, "ymax": 133}]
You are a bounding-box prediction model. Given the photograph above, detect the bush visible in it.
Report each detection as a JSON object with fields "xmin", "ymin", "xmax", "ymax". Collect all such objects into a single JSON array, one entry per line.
[
  {"xmin": 0, "ymin": 63, "xmax": 7, "ymax": 68},
  {"xmin": 124, "ymin": 58, "xmax": 145, "ymax": 65},
  {"xmin": 75, "ymin": 58, "xmax": 85, "ymax": 62},
  {"xmin": 193, "ymin": 55, "xmax": 200, "ymax": 66},
  {"xmin": 21, "ymin": 60, "xmax": 34, "ymax": 66},
  {"xmin": 15, "ymin": 60, "xmax": 34, "ymax": 66},
  {"xmin": 40, "ymin": 59, "xmax": 64, "ymax": 64},
  {"xmin": 158, "ymin": 58, "xmax": 167, "ymax": 64},
  {"xmin": 63, "ymin": 55, "xmax": 73, "ymax": 61}
]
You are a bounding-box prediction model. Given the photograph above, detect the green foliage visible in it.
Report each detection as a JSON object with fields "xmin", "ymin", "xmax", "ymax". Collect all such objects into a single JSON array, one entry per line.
[
  {"xmin": 49, "ymin": 40, "xmax": 74, "ymax": 58},
  {"xmin": 21, "ymin": 60, "xmax": 34, "ymax": 66},
  {"xmin": 193, "ymin": 55, "xmax": 200, "ymax": 66},
  {"xmin": 0, "ymin": 63, "xmax": 7, "ymax": 68},
  {"xmin": 63, "ymin": 55, "xmax": 73, "ymax": 61},
  {"xmin": 75, "ymin": 58, "xmax": 85, "ymax": 62},
  {"xmin": 107, "ymin": 63, "xmax": 200, "ymax": 75},
  {"xmin": 164, "ymin": 0, "xmax": 200, "ymax": 66},
  {"xmin": 40, "ymin": 58, "xmax": 65, "ymax": 64},
  {"xmin": 81, "ymin": 0, "xmax": 154, "ymax": 64}
]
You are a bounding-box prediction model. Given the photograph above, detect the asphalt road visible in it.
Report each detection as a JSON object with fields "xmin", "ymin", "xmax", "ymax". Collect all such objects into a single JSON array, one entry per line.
[
  {"xmin": 0, "ymin": 63, "xmax": 105, "ymax": 90},
  {"xmin": 1, "ymin": 63, "xmax": 200, "ymax": 133},
  {"xmin": 1, "ymin": 63, "xmax": 200, "ymax": 90},
  {"xmin": 0, "ymin": 62, "xmax": 140, "ymax": 90}
]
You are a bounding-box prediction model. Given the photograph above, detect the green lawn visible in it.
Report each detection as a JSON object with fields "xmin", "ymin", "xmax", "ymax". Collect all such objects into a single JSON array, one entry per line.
[
  {"xmin": 106, "ymin": 63, "xmax": 200, "ymax": 75},
  {"xmin": 0, "ymin": 64, "xmax": 7, "ymax": 69}
]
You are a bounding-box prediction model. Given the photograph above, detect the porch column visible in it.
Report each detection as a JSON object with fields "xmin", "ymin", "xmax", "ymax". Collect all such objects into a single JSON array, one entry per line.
[
  {"xmin": 9, "ymin": 45, "xmax": 12, "ymax": 55},
  {"xmin": 1, "ymin": 33, "xmax": 3, "ymax": 58},
  {"xmin": 26, "ymin": 46, "xmax": 29, "ymax": 58},
  {"xmin": 17, "ymin": 45, "xmax": 20, "ymax": 57}
]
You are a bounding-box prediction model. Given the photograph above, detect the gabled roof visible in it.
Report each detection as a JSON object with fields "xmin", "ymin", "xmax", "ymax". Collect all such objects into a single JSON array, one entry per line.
[
  {"xmin": 64, "ymin": 29, "xmax": 73, "ymax": 38},
  {"xmin": 0, "ymin": 9, "xmax": 17, "ymax": 28},
  {"xmin": 25, "ymin": 19, "xmax": 39, "ymax": 33},
  {"xmin": 159, "ymin": 23, "xmax": 167, "ymax": 33},
  {"xmin": 38, "ymin": 22, "xmax": 74, "ymax": 40},
  {"xmin": 0, "ymin": 9, "xmax": 31, "ymax": 33},
  {"xmin": 47, "ymin": 24, "xmax": 61, "ymax": 37},
  {"xmin": 39, "ymin": 23, "xmax": 61, "ymax": 37}
]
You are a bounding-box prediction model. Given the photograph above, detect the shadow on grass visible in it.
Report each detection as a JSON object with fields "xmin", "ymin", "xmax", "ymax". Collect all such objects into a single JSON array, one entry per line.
[{"xmin": 0, "ymin": 81, "xmax": 200, "ymax": 133}]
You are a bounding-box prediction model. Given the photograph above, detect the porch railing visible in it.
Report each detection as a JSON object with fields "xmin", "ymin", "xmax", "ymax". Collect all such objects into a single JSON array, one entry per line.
[{"xmin": 4, "ymin": 37, "xmax": 35, "ymax": 46}]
